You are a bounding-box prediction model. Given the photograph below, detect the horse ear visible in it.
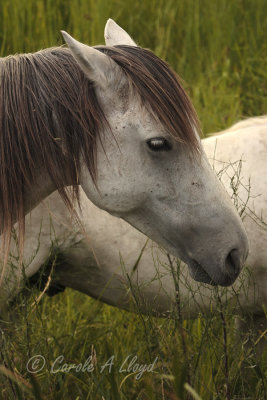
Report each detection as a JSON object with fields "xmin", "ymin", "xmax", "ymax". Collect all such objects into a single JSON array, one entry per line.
[
  {"xmin": 104, "ymin": 19, "xmax": 137, "ymax": 46},
  {"xmin": 61, "ymin": 31, "xmax": 121, "ymax": 89}
]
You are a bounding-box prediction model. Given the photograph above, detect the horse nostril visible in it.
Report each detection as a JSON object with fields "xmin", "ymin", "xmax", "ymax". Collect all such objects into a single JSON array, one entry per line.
[{"xmin": 225, "ymin": 249, "xmax": 241, "ymax": 277}]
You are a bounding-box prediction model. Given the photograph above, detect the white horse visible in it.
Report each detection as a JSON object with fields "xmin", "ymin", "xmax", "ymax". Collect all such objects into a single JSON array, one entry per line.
[
  {"xmin": 0, "ymin": 19, "xmax": 248, "ymax": 291},
  {"xmin": 2, "ymin": 116, "xmax": 267, "ymax": 337}
]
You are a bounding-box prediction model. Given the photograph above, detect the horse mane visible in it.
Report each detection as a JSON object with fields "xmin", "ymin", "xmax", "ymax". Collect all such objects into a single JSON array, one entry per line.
[
  {"xmin": 0, "ymin": 47, "xmax": 108, "ymax": 268},
  {"xmin": 0, "ymin": 44, "xmax": 200, "ymax": 267}
]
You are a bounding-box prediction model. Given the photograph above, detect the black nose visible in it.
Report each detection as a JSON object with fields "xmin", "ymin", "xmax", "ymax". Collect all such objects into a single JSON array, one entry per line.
[{"xmin": 225, "ymin": 249, "xmax": 241, "ymax": 278}]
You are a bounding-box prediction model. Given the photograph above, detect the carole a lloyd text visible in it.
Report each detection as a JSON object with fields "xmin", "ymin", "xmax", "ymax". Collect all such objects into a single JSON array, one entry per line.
[{"xmin": 27, "ymin": 354, "xmax": 158, "ymax": 380}]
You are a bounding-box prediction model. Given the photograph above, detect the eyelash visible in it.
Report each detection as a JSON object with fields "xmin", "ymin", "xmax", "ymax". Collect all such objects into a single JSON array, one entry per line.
[{"xmin": 146, "ymin": 137, "xmax": 172, "ymax": 152}]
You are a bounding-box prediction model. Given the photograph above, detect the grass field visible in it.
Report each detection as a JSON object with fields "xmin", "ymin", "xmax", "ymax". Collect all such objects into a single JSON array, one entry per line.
[
  {"xmin": 1, "ymin": 0, "xmax": 266, "ymax": 134},
  {"xmin": 0, "ymin": 0, "xmax": 267, "ymax": 399}
]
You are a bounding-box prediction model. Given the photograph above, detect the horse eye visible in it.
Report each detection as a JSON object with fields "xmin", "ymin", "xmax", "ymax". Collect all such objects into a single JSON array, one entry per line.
[{"xmin": 146, "ymin": 137, "xmax": 172, "ymax": 152}]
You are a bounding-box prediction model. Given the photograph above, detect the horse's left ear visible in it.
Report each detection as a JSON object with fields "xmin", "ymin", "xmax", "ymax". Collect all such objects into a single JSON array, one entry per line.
[
  {"xmin": 104, "ymin": 19, "xmax": 137, "ymax": 46},
  {"xmin": 61, "ymin": 31, "xmax": 121, "ymax": 89}
]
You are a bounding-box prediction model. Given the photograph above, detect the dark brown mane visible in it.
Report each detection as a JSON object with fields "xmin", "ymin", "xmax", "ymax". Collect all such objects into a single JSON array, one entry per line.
[
  {"xmin": 0, "ymin": 44, "xmax": 200, "ymax": 270},
  {"xmin": 0, "ymin": 47, "xmax": 108, "ymax": 264}
]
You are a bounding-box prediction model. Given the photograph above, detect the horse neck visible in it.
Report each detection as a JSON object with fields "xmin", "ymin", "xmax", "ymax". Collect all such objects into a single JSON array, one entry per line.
[
  {"xmin": 23, "ymin": 171, "xmax": 57, "ymax": 218},
  {"xmin": 0, "ymin": 170, "xmax": 56, "ymax": 234}
]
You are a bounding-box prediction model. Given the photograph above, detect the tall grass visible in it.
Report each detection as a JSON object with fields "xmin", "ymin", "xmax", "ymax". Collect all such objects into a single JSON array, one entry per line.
[
  {"xmin": 0, "ymin": 0, "xmax": 267, "ymax": 399},
  {"xmin": 1, "ymin": 264, "xmax": 266, "ymax": 399}
]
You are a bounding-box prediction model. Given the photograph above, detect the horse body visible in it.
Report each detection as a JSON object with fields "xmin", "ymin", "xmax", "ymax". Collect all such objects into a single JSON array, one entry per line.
[
  {"xmin": 206, "ymin": 119, "xmax": 267, "ymax": 273},
  {"xmin": 0, "ymin": 20, "xmax": 248, "ymax": 289}
]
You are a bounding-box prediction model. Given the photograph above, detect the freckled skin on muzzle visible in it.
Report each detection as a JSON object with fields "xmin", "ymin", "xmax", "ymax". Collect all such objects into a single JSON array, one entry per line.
[
  {"xmin": 126, "ymin": 213, "xmax": 248, "ymax": 287},
  {"xmin": 182, "ymin": 170, "xmax": 249, "ymax": 286},
  {"xmin": 172, "ymin": 199, "xmax": 249, "ymax": 286}
]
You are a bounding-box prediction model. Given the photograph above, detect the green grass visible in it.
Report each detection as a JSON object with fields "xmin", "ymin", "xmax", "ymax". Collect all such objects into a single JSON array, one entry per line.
[
  {"xmin": 1, "ymin": 268, "xmax": 266, "ymax": 399},
  {"xmin": 0, "ymin": 0, "xmax": 267, "ymax": 398}
]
